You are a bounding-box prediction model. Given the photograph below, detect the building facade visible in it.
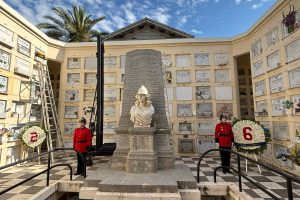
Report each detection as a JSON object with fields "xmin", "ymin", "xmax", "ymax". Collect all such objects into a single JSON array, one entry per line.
[{"xmin": 0, "ymin": 0, "xmax": 300, "ymax": 174}]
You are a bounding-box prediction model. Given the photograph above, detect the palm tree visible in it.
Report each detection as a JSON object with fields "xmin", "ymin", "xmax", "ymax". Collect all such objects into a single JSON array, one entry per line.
[{"xmin": 37, "ymin": 4, "xmax": 107, "ymax": 42}]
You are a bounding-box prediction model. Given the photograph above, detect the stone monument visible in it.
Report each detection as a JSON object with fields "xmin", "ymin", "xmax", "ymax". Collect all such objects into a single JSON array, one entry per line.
[{"xmin": 111, "ymin": 49, "xmax": 174, "ymax": 171}]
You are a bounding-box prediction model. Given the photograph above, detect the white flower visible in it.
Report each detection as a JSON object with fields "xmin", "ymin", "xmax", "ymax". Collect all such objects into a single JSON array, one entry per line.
[
  {"xmin": 22, "ymin": 126, "xmax": 47, "ymax": 148},
  {"xmin": 233, "ymin": 120, "xmax": 265, "ymax": 150}
]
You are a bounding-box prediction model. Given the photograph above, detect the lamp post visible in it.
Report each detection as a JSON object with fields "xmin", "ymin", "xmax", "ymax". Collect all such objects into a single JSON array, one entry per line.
[{"xmin": 95, "ymin": 35, "xmax": 104, "ymax": 151}]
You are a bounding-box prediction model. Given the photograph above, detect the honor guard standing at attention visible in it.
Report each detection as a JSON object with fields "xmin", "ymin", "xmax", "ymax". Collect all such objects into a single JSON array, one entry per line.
[
  {"xmin": 215, "ymin": 114, "xmax": 234, "ymax": 174},
  {"xmin": 73, "ymin": 117, "xmax": 92, "ymax": 176}
]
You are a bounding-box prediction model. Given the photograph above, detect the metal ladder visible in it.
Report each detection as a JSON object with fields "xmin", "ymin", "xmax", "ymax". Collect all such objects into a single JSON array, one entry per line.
[{"xmin": 36, "ymin": 62, "xmax": 64, "ymax": 162}]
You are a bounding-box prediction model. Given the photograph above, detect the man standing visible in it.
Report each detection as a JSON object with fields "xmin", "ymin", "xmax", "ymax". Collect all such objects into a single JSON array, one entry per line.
[
  {"xmin": 73, "ymin": 117, "xmax": 92, "ymax": 176},
  {"xmin": 215, "ymin": 114, "xmax": 234, "ymax": 174}
]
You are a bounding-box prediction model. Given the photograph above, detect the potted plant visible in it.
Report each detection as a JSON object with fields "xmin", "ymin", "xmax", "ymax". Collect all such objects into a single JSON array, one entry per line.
[{"xmin": 282, "ymin": 4, "xmax": 297, "ymax": 34}]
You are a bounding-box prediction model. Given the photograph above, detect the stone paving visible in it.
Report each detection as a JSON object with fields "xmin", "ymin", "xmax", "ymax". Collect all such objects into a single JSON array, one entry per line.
[{"xmin": 0, "ymin": 152, "xmax": 299, "ymax": 200}]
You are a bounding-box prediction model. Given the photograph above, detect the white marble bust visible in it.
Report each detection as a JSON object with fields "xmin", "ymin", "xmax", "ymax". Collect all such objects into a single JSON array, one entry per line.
[{"xmin": 130, "ymin": 85, "xmax": 155, "ymax": 127}]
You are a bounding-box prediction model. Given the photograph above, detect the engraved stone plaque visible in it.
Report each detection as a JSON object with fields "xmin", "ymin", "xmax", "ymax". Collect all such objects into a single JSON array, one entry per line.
[
  {"xmin": 176, "ymin": 71, "xmax": 191, "ymax": 83},
  {"xmin": 291, "ymin": 95, "xmax": 300, "ymax": 115},
  {"xmin": 269, "ymin": 74, "xmax": 284, "ymax": 93},
  {"xmin": 252, "ymin": 60, "xmax": 264, "ymax": 77},
  {"xmin": 67, "ymin": 58, "xmax": 80, "ymax": 69},
  {"xmin": 267, "ymin": 51, "xmax": 280, "ymax": 70},
  {"xmin": 85, "ymin": 73, "xmax": 96, "ymax": 84},
  {"xmin": 84, "ymin": 89, "xmax": 94, "ymax": 101},
  {"xmin": 17, "ymin": 36, "xmax": 31, "ymax": 56},
  {"xmin": 273, "ymin": 121, "xmax": 289, "ymax": 139},
  {"xmin": 196, "ymin": 103, "xmax": 213, "ymax": 117},
  {"xmin": 255, "ymin": 80, "xmax": 265, "ymax": 96},
  {"xmin": 15, "ymin": 57, "xmax": 31, "ymax": 76},
  {"xmin": 178, "ymin": 139, "xmax": 194, "ymax": 153},
  {"xmin": 64, "ymin": 140, "xmax": 73, "ymax": 148},
  {"xmin": 214, "ymin": 53, "xmax": 229, "ymax": 65},
  {"xmin": 196, "ymin": 86, "xmax": 211, "ymax": 100},
  {"xmin": 104, "ymin": 105, "xmax": 115, "ymax": 117},
  {"xmin": 197, "ymin": 138, "xmax": 215, "ymax": 153},
  {"xmin": 0, "ymin": 100, "xmax": 6, "ymax": 118},
  {"xmin": 176, "ymin": 87, "xmax": 192, "ymax": 100},
  {"xmin": 0, "ymin": 25, "xmax": 13, "ymax": 46},
  {"xmin": 176, "ymin": 54, "xmax": 190, "ymax": 67},
  {"xmin": 119, "ymin": 50, "xmax": 168, "ymax": 128},
  {"xmin": 271, "ymin": 98, "xmax": 285, "ymax": 116},
  {"xmin": 197, "ymin": 121, "xmax": 214, "ymax": 135},
  {"xmin": 166, "ymin": 87, "xmax": 173, "ymax": 100},
  {"xmin": 216, "ymin": 103, "xmax": 233, "ymax": 118},
  {"xmin": 120, "ymin": 55, "xmax": 126, "ymax": 68},
  {"xmin": 179, "ymin": 122, "xmax": 192, "ymax": 134},
  {"xmin": 251, "ymin": 40, "xmax": 262, "ymax": 58},
  {"xmin": 215, "ymin": 87, "xmax": 232, "ymax": 100},
  {"xmin": 289, "ymin": 68, "xmax": 300, "ymax": 88},
  {"xmin": 195, "ymin": 53, "xmax": 209, "ymax": 65},
  {"xmin": 256, "ymin": 100, "xmax": 268, "ymax": 116},
  {"xmin": 286, "ymin": 37, "xmax": 300, "ymax": 63},
  {"xmin": 104, "ymin": 73, "xmax": 116, "ymax": 84},
  {"xmin": 104, "ymin": 56, "xmax": 117, "ymax": 68},
  {"xmin": 64, "ymin": 106, "xmax": 78, "ymax": 118},
  {"xmin": 274, "ymin": 145, "xmax": 292, "ymax": 167},
  {"xmin": 64, "ymin": 122, "xmax": 77, "ymax": 135},
  {"xmin": 266, "ymin": 27, "xmax": 278, "ymax": 47},
  {"xmin": 0, "ymin": 76, "xmax": 8, "ymax": 93},
  {"xmin": 85, "ymin": 57, "xmax": 97, "ymax": 69},
  {"xmin": 177, "ymin": 104, "xmax": 192, "ymax": 117},
  {"xmin": 215, "ymin": 69, "xmax": 230, "ymax": 82},
  {"xmin": 195, "ymin": 70, "xmax": 210, "ymax": 82},
  {"xmin": 65, "ymin": 90, "xmax": 79, "ymax": 101},
  {"xmin": 162, "ymin": 54, "xmax": 172, "ymax": 67},
  {"xmin": 67, "ymin": 73, "xmax": 80, "ymax": 85},
  {"xmin": 0, "ymin": 50, "xmax": 10, "ymax": 70},
  {"xmin": 104, "ymin": 89, "xmax": 117, "ymax": 102},
  {"xmin": 104, "ymin": 122, "xmax": 116, "ymax": 134}
]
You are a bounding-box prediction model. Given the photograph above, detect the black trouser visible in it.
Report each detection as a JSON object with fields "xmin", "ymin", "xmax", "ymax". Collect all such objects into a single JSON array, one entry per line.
[
  {"xmin": 76, "ymin": 152, "xmax": 87, "ymax": 174},
  {"xmin": 219, "ymin": 146, "xmax": 231, "ymax": 172}
]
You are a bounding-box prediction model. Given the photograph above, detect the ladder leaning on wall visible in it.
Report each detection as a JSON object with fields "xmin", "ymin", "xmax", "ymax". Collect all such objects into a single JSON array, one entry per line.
[{"xmin": 36, "ymin": 62, "xmax": 64, "ymax": 162}]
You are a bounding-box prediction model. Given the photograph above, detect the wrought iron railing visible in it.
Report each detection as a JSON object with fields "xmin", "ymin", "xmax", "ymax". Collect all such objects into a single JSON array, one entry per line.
[
  {"xmin": 0, "ymin": 148, "xmax": 85, "ymax": 195},
  {"xmin": 197, "ymin": 149, "xmax": 300, "ymax": 200}
]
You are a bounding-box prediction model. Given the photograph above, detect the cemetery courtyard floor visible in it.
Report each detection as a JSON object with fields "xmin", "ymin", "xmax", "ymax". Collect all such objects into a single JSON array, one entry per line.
[{"xmin": 0, "ymin": 153, "xmax": 300, "ymax": 200}]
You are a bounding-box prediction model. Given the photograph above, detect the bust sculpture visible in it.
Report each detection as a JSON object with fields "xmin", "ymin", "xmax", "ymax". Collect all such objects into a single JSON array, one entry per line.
[{"xmin": 130, "ymin": 85, "xmax": 155, "ymax": 127}]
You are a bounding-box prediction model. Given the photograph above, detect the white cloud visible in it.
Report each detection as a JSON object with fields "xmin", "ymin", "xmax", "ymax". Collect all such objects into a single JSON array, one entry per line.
[
  {"xmin": 235, "ymin": 0, "xmax": 242, "ymax": 5},
  {"xmin": 191, "ymin": 29, "xmax": 203, "ymax": 34},
  {"xmin": 178, "ymin": 15, "xmax": 189, "ymax": 27},
  {"xmin": 150, "ymin": 7, "xmax": 171, "ymax": 24},
  {"xmin": 251, "ymin": 0, "xmax": 270, "ymax": 9}
]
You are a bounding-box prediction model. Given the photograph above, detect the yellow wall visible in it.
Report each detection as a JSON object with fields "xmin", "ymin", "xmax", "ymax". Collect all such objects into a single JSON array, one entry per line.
[{"xmin": 1, "ymin": 0, "xmax": 300, "ymax": 174}]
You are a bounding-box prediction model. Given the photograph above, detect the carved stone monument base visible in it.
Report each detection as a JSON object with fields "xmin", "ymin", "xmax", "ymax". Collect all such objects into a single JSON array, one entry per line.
[
  {"xmin": 155, "ymin": 129, "xmax": 175, "ymax": 170},
  {"xmin": 126, "ymin": 127, "xmax": 158, "ymax": 173},
  {"xmin": 111, "ymin": 127, "xmax": 129, "ymax": 170}
]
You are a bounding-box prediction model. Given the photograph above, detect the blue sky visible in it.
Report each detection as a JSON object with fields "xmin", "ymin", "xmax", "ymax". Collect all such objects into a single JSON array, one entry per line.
[{"xmin": 4, "ymin": 0, "xmax": 277, "ymax": 38}]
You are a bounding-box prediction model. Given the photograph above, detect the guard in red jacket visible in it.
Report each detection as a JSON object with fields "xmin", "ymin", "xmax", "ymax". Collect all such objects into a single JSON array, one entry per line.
[
  {"xmin": 215, "ymin": 114, "xmax": 234, "ymax": 174},
  {"xmin": 73, "ymin": 117, "xmax": 92, "ymax": 175}
]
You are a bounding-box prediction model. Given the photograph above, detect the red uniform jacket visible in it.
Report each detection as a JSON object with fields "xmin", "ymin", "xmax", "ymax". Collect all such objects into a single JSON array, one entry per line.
[
  {"xmin": 73, "ymin": 127, "xmax": 92, "ymax": 153},
  {"xmin": 215, "ymin": 122, "xmax": 234, "ymax": 148}
]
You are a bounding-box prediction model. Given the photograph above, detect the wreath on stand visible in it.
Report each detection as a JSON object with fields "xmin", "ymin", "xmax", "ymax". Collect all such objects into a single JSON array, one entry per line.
[
  {"xmin": 19, "ymin": 126, "xmax": 47, "ymax": 148},
  {"xmin": 232, "ymin": 118, "xmax": 271, "ymax": 154}
]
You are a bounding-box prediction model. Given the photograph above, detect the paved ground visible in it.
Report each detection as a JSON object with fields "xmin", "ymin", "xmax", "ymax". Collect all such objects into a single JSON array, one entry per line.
[{"xmin": 0, "ymin": 153, "xmax": 299, "ymax": 200}]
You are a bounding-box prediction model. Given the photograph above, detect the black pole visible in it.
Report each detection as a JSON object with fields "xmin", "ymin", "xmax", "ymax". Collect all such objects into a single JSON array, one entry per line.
[
  {"xmin": 287, "ymin": 178, "xmax": 293, "ymax": 200},
  {"xmin": 237, "ymin": 155, "xmax": 242, "ymax": 192},
  {"xmin": 96, "ymin": 35, "xmax": 104, "ymax": 150}
]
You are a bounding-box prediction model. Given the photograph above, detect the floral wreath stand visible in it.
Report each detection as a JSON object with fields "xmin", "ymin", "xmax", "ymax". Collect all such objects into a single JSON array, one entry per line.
[
  {"xmin": 233, "ymin": 145, "xmax": 262, "ymax": 174},
  {"xmin": 21, "ymin": 126, "xmax": 47, "ymax": 165}
]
